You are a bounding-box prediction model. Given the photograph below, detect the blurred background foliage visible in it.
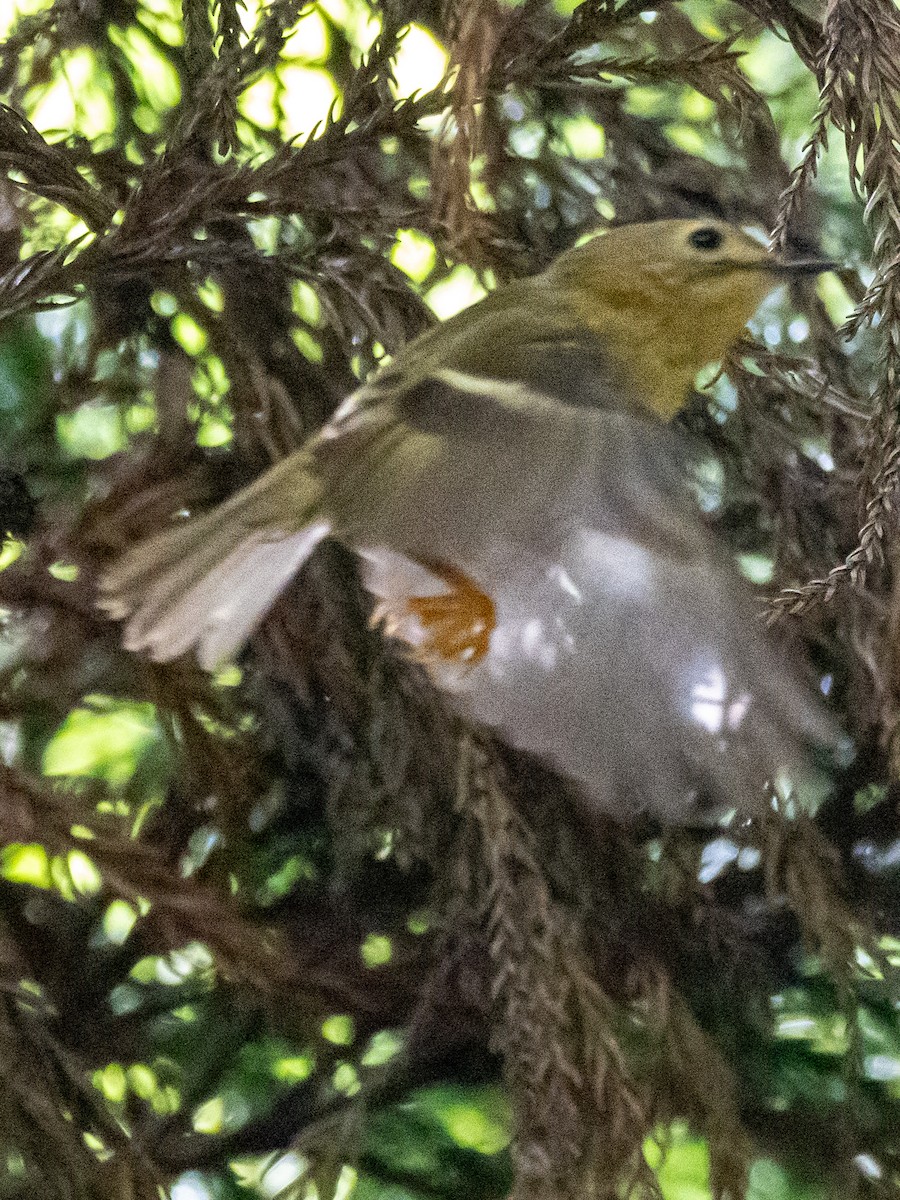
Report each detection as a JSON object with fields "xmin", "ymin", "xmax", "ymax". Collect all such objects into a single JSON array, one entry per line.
[{"xmin": 0, "ymin": 0, "xmax": 898, "ymax": 1198}]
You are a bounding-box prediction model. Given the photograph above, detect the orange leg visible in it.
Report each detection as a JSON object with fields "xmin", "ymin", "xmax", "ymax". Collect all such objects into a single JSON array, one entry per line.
[{"xmin": 407, "ymin": 559, "xmax": 496, "ymax": 665}]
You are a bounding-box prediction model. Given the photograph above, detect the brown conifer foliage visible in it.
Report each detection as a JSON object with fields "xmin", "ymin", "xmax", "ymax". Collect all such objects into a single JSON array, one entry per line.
[{"xmin": 0, "ymin": 2, "xmax": 897, "ymax": 1198}]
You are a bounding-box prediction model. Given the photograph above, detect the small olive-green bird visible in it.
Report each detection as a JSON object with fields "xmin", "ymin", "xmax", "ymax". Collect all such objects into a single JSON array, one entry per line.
[{"xmin": 99, "ymin": 218, "xmax": 839, "ymax": 821}]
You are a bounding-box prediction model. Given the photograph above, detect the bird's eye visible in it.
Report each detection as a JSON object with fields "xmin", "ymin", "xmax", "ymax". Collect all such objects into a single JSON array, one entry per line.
[{"xmin": 688, "ymin": 226, "xmax": 724, "ymax": 251}]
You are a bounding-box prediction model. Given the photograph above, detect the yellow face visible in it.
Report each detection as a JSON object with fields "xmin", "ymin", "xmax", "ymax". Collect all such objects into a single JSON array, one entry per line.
[
  {"xmin": 581, "ymin": 217, "xmax": 771, "ymax": 272},
  {"xmin": 549, "ymin": 218, "xmax": 797, "ymax": 418}
]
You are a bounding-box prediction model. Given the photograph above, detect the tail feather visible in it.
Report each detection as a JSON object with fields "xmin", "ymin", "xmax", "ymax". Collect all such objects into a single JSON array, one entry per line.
[{"xmin": 98, "ymin": 455, "xmax": 329, "ymax": 667}]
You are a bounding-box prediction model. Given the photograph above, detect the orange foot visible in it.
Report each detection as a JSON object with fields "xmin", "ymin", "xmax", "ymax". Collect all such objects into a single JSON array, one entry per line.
[{"xmin": 407, "ymin": 559, "xmax": 496, "ymax": 666}]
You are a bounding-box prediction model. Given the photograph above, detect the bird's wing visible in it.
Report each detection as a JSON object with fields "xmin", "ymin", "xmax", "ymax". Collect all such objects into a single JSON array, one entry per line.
[
  {"xmin": 433, "ymin": 520, "xmax": 835, "ymax": 822},
  {"xmin": 320, "ymin": 333, "xmax": 699, "ymax": 572},
  {"xmin": 97, "ymin": 327, "xmax": 839, "ymax": 823},
  {"xmin": 96, "ymin": 331, "xmax": 556, "ymax": 668},
  {"xmin": 347, "ymin": 345, "xmax": 839, "ymax": 822}
]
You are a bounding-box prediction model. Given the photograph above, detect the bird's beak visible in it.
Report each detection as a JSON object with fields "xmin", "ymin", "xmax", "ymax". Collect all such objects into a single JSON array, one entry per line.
[{"xmin": 768, "ymin": 255, "xmax": 838, "ymax": 276}]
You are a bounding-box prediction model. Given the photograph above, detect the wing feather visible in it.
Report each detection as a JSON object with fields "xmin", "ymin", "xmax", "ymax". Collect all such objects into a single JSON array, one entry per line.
[
  {"xmin": 100, "ymin": 328, "xmax": 840, "ymax": 819},
  {"xmin": 349, "ymin": 352, "xmax": 839, "ymax": 820}
]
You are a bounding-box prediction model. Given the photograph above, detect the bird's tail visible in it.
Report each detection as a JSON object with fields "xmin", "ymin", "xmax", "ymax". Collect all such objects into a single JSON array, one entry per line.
[{"xmin": 98, "ymin": 452, "xmax": 330, "ymax": 669}]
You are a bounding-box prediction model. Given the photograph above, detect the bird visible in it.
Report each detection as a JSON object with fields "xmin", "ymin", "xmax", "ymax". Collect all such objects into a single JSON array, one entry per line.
[{"xmin": 98, "ymin": 217, "xmax": 840, "ymax": 822}]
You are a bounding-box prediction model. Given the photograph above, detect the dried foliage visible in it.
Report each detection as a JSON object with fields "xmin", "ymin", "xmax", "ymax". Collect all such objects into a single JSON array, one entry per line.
[
  {"xmin": 768, "ymin": 0, "xmax": 900, "ymax": 619},
  {"xmin": 0, "ymin": 1, "xmax": 898, "ymax": 1199}
]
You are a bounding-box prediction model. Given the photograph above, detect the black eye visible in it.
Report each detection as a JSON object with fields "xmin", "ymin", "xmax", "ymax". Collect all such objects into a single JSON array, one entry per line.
[{"xmin": 688, "ymin": 226, "xmax": 723, "ymax": 251}]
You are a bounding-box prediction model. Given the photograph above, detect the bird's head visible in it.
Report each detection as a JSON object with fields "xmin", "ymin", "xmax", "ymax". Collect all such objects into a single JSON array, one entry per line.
[{"xmin": 546, "ymin": 217, "xmax": 833, "ymax": 416}]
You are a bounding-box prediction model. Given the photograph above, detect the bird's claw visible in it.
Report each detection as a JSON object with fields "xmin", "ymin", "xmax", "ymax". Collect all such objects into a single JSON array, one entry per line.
[{"xmin": 407, "ymin": 563, "xmax": 495, "ymax": 666}]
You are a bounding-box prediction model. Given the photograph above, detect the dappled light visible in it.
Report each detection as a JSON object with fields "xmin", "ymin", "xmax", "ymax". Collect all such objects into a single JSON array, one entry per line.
[{"xmin": 0, "ymin": 1, "xmax": 897, "ymax": 1199}]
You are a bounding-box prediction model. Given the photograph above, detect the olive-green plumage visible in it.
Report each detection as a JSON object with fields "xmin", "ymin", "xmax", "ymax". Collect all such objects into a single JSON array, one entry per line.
[{"xmin": 99, "ymin": 217, "xmax": 837, "ymax": 821}]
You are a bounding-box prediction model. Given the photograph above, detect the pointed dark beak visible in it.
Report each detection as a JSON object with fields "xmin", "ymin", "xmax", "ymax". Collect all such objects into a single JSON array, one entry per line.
[{"xmin": 769, "ymin": 256, "xmax": 838, "ymax": 276}]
